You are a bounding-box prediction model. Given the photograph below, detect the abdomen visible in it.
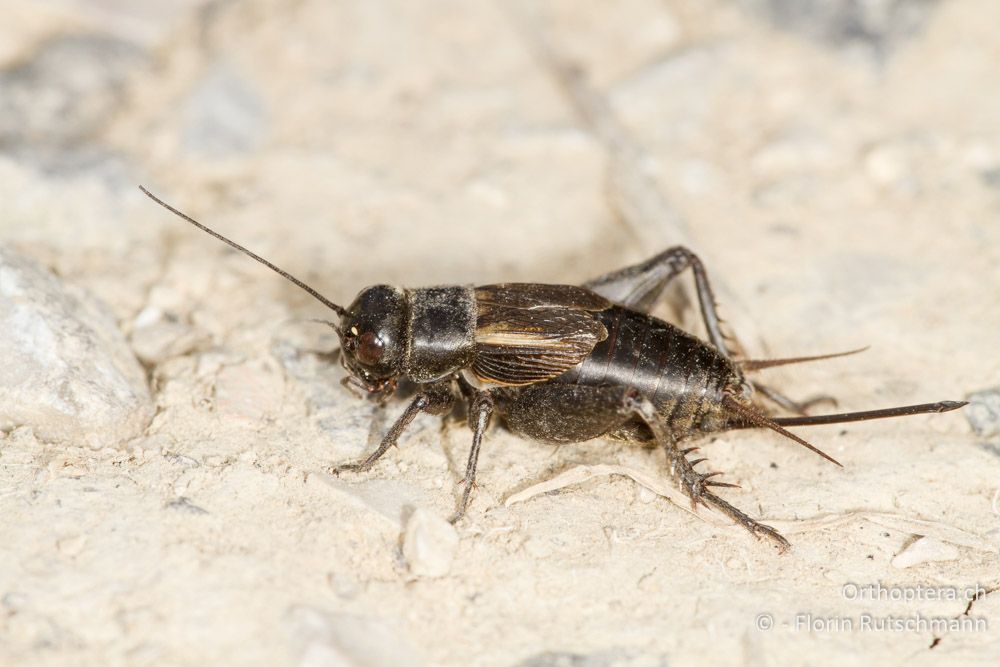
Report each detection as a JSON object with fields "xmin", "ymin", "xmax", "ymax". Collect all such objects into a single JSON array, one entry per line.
[{"xmin": 555, "ymin": 306, "xmax": 736, "ymax": 436}]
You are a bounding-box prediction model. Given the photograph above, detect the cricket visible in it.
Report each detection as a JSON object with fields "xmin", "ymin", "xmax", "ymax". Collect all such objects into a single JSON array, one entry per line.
[{"xmin": 141, "ymin": 186, "xmax": 966, "ymax": 551}]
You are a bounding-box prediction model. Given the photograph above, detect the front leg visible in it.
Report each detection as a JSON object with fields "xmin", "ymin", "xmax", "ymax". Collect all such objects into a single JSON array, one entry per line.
[{"xmin": 328, "ymin": 382, "xmax": 454, "ymax": 475}]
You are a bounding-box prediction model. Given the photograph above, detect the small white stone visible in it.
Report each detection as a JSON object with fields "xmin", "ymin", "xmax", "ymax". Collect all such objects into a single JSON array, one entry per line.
[
  {"xmin": 402, "ymin": 508, "xmax": 458, "ymax": 578},
  {"xmin": 132, "ymin": 305, "xmax": 163, "ymax": 329},
  {"xmin": 130, "ymin": 312, "xmax": 204, "ymax": 364},
  {"xmin": 327, "ymin": 573, "xmax": 360, "ymax": 600},
  {"xmin": 891, "ymin": 536, "xmax": 960, "ymax": 569}
]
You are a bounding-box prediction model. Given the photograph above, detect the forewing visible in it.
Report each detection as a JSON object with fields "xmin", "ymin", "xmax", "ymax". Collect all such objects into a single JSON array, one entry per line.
[
  {"xmin": 473, "ymin": 284, "xmax": 610, "ymax": 386},
  {"xmin": 475, "ymin": 283, "xmax": 610, "ymax": 311}
]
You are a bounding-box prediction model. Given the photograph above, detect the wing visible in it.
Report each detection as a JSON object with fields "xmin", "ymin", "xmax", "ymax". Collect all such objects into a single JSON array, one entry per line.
[
  {"xmin": 475, "ymin": 283, "xmax": 611, "ymax": 311},
  {"xmin": 472, "ymin": 284, "xmax": 610, "ymax": 386}
]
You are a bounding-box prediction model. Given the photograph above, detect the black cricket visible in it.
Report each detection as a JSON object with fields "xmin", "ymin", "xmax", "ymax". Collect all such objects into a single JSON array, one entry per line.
[{"xmin": 141, "ymin": 187, "xmax": 966, "ymax": 551}]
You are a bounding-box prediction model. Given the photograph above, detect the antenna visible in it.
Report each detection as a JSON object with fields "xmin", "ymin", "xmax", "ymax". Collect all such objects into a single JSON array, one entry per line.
[{"xmin": 140, "ymin": 186, "xmax": 346, "ymax": 317}]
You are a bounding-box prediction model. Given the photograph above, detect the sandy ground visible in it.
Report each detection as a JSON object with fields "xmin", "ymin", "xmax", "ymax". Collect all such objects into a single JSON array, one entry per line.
[{"xmin": 1, "ymin": 1, "xmax": 999, "ymax": 665}]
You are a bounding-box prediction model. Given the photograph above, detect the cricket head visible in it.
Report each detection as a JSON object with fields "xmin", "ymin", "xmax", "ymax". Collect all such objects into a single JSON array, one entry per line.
[
  {"xmin": 139, "ymin": 186, "xmax": 408, "ymax": 395},
  {"xmin": 336, "ymin": 285, "xmax": 408, "ymax": 392}
]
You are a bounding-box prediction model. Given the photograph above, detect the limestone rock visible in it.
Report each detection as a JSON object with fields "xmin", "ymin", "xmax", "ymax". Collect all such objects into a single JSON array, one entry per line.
[{"xmin": 0, "ymin": 248, "xmax": 153, "ymax": 447}]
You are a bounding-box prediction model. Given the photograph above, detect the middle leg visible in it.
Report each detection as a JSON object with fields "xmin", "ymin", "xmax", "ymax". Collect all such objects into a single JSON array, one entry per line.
[{"xmin": 450, "ymin": 388, "xmax": 495, "ymax": 524}]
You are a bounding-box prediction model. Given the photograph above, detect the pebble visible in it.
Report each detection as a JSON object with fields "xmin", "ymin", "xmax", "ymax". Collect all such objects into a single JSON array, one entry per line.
[
  {"xmin": 966, "ymin": 386, "xmax": 1000, "ymax": 439},
  {"xmin": 284, "ymin": 606, "xmax": 427, "ymax": 667},
  {"xmin": 129, "ymin": 307, "xmax": 205, "ymax": 364},
  {"xmin": 891, "ymin": 536, "xmax": 960, "ymax": 569},
  {"xmin": 326, "ymin": 573, "xmax": 361, "ymax": 600},
  {"xmin": 0, "ymin": 248, "xmax": 153, "ymax": 448},
  {"xmin": 402, "ymin": 508, "xmax": 459, "ymax": 578},
  {"xmin": 165, "ymin": 497, "xmax": 209, "ymax": 515}
]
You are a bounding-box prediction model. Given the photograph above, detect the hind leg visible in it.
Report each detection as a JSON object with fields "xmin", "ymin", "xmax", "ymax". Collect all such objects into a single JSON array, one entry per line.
[
  {"xmin": 586, "ymin": 248, "xmax": 837, "ymax": 415},
  {"xmin": 624, "ymin": 392, "xmax": 790, "ymax": 551},
  {"xmin": 586, "ymin": 249, "xmax": 839, "ymax": 417},
  {"xmin": 495, "ymin": 383, "xmax": 790, "ymax": 550},
  {"xmin": 584, "ymin": 246, "xmax": 734, "ymax": 357}
]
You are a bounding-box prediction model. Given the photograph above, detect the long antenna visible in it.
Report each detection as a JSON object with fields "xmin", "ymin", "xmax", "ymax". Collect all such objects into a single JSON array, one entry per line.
[{"xmin": 140, "ymin": 186, "xmax": 346, "ymax": 317}]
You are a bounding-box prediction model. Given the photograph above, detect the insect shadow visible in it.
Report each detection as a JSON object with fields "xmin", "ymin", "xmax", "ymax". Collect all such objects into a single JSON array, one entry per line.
[{"xmin": 141, "ymin": 186, "xmax": 966, "ymax": 551}]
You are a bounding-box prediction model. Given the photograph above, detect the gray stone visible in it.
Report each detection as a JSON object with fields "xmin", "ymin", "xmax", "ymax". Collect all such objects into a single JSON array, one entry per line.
[
  {"xmin": 966, "ymin": 387, "xmax": 1000, "ymax": 439},
  {"xmin": 515, "ymin": 650, "xmax": 667, "ymax": 667},
  {"xmin": 0, "ymin": 248, "xmax": 153, "ymax": 447},
  {"xmin": 164, "ymin": 496, "xmax": 209, "ymax": 515},
  {"xmin": 737, "ymin": 0, "xmax": 941, "ymax": 59},
  {"xmin": 182, "ymin": 63, "xmax": 268, "ymax": 157},
  {"xmin": 0, "ymin": 33, "xmax": 145, "ymax": 183},
  {"xmin": 0, "ymin": 34, "xmax": 145, "ymax": 153}
]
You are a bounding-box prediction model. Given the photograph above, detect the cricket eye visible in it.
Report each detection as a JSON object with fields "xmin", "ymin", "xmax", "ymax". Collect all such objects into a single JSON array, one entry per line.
[{"xmin": 356, "ymin": 331, "xmax": 385, "ymax": 366}]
